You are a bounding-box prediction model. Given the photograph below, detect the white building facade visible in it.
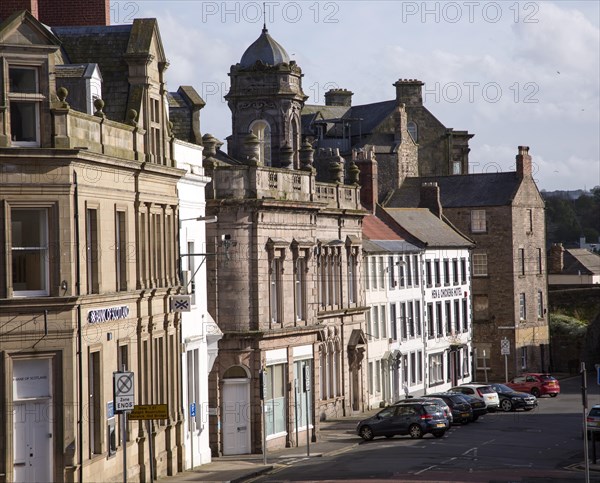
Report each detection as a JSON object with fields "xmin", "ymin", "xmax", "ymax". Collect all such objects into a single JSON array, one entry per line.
[{"xmin": 175, "ymin": 139, "xmax": 222, "ymax": 468}]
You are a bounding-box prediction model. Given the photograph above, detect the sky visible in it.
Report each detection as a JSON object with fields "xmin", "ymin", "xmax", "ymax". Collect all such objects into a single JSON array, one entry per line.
[{"xmin": 113, "ymin": 1, "xmax": 600, "ymax": 192}]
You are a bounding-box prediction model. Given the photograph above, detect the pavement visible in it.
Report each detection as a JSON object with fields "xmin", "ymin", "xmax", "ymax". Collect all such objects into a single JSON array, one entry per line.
[{"xmin": 158, "ymin": 410, "xmax": 377, "ymax": 483}]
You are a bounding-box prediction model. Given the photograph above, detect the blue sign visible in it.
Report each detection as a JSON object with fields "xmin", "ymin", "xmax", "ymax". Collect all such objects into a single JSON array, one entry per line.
[
  {"xmin": 107, "ymin": 401, "xmax": 114, "ymax": 419},
  {"xmin": 190, "ymin": 402, "xmax": 196, "ymax": 417}
]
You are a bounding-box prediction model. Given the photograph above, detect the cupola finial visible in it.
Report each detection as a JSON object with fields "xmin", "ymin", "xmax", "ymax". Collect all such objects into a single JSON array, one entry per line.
[{"xmin": 262, "ymin": 2, "xmax": 267, "ymax": 32}]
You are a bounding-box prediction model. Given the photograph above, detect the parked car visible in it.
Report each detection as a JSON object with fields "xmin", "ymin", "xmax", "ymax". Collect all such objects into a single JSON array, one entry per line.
[
  {"xmin": 428, "ymin": 392, "xmax": 473, "ymax": 424},
  {"xmin": 586, "ymin": 404, "xmax": 600, "ymax": 439},
  {"xmin": 506, "ymin": 373, "xmax": 560, "ymax": 398},
  {"xmin": 452, "ymin": 384, "xmax": 500, "ymax": 410},
  {"xmin": 356, "ymin": 401, "xmax": 448, "ymax": 440},
  {"xmin": 488, "ymin": 383, "xmax": 537, "ymax": 412},
  {"xmin": 395, "ymin": 397, "xmax": 453, "ymax": 425},
  {"xmin": 453, "ymin": 393, "xmax": 487, "ymax": 421}
]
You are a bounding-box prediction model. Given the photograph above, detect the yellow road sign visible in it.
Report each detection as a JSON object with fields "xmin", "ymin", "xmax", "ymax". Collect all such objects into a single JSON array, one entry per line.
[{"xmin": 128, "ymin": 404, "xmax": 168, "ymax": 420}]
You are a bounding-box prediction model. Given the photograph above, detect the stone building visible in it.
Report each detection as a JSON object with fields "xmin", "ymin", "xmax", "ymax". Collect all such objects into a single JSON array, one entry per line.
[
  {"xmin": 302, "ymin": 79, "xmax": 473, "ymax": 203},
  {"xmin": 385, "ymin": 147, "xmax": 549, "ymax": 381},
  {"xmin": 0, "ymin": 6, "xmax": 202, "ymax": 481},
  {"xmin": 203, "ymin": 27, "xmax": 368, "ymax": 456}
]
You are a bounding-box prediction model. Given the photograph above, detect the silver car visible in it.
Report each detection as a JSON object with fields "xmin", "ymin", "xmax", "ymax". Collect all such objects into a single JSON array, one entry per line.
[{"xmin": 453, "ymin": 384, "xmax": 500, "ymax": 411}]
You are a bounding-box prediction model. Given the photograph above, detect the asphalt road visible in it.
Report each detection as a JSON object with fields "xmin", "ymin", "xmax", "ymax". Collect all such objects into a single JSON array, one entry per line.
[{"xmin": 253, "ymin": 372, "xmax": 600, "ymax": 482}]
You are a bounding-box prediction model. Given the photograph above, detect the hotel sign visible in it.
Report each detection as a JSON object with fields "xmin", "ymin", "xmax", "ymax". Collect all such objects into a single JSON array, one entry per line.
[
  {"xmin": 430, "ymin": 287, "xmax": 463, "ymax": 299},
  {"xmin": 87, "ymin": 306, "xmax": 130, "ymax": 324}
]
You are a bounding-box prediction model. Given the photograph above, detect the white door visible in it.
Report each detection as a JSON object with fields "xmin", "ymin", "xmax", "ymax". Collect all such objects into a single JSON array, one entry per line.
[
  {"xmin": 222, "ymin": 380, "xmax": 250, "ymax": 455},
  {"xmin": 13, "ymin": 400, "xmax": 53, "ymax": 483},
  {"xmin": 12, "ymin": 359, "xmax": 53, "ymax": 483}
]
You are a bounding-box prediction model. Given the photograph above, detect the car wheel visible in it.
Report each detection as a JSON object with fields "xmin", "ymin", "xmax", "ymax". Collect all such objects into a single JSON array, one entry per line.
[
  {"xmin": 433, "ymin": 431, "xmax": 445, "ymax": 438},
  {"xmin": 531, "ymin": 388, "xmax": 540, "ymax": 398},
  {"xmin": 359, "ymin": 425, "xmax": 374, "ymax": 441},
  {"xmin": 550, "ymin": 393, "xmax": 558, "ymax": 398},
  {"xmin": 409, "ymin": 424, "xmax": 424, "ymax": 439},
  {"xmin": 501, "ymin": 399, "xmax": 513, "ymax": 412}
]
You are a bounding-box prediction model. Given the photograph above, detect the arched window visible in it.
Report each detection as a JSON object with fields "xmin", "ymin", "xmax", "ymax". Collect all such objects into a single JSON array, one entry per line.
[
  {"xmin": 291, "ymin": 117, "xmax": 300, "ymax": 168},
  {"xmin": 407, "ymin": 121, "xmax": 418, "ymax": 142},
  {"xmin": 250, "ymin": 120, "xmax": 271, "ymax": 166}
]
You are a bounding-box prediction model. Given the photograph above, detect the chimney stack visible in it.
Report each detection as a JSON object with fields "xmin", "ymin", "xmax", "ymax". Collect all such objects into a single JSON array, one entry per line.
[
  {"xmin": 356, "ymin": 147, "xmax": 378, "ymax": 213},
  {"xmin": 549, "ymin": 243, "xmax": 564, "ymax": 273},
  {"xmin": 516, "ymin": 145, "xmax": 532, "ymax": 179},
  {"xmin": 0, "ymin": 0, "xmax": 38, "ymax": 20},
  {"xmin": 418, "ymin": 182, "xmax": 443, "ymax": 218},
  {"xmin": 1, "ymin": 0, "xmax": 111, "ymax": 25},
  {"xmin": 324, "ymin": 88, "xmax": 353, "ymax": 107},
  {"xmin": 393, "ymin": 79, "xmax": 424, "ymax": 107}
]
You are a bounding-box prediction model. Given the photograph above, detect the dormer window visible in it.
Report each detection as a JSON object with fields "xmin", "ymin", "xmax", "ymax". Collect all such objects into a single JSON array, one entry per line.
[
  {"xmin": 250, "ymin": 119, "xmax": 271, "ymax": 166},
  {"xmin": 9, "ymin": 66, "xmax": 42, "ymax": 147}
]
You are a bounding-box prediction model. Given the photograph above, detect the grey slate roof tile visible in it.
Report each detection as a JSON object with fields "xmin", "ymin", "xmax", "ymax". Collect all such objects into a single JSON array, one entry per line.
[{"xmin": 385, "ymin": 173, "xmax": 521, "ymax": 208}]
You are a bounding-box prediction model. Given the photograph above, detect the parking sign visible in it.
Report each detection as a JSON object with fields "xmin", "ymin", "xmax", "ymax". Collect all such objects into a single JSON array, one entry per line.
[{"xmin": 113, "ymin": 371, "xmax": 134, "ymax": 412}]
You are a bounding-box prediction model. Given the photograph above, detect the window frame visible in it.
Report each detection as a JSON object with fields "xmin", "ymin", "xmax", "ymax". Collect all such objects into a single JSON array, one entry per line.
[
  {"xmin": 472, "ymin": 252, "xmax": 488, "ymax": 277},
  {"xmin": 8, "ymin": 65, "xmax": 43, "ymax": 147},
  {"xmin": 470, "ymin": 209, "xmax": 487, "ymax": 233},
  {"xmin": 9, "ymin": 204, "xmax": 52, "ymax": 297}
]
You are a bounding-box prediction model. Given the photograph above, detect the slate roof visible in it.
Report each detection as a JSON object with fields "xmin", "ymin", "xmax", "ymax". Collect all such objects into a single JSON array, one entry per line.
[
  {"xmin": 363, "ymin": 239, "xmax": 421, "ymax": 254},
  {"xmin": 561, "ymin": 249, "xmax": 600, "ymax": 276},
  {"xmin": 239, "ymin": 27, "xmax": 290, "ymax": 68},
  {"xmin": 53, "ymin": 25, "xmax": 132, "ymax": 122},
  {"xmin": 383, "ymin": 208, "xmax": 474, "ymax": 248},
  {"xmin": 302, "ymin": 100, "xmax": 396, "ymax": 138},
  {"xmin": 55, "ymin": 64, "xmax": 88, "ymax": 78},
  {"xmin": 384, "ymin": 173, "xmax": 522, "ymax": 208}
]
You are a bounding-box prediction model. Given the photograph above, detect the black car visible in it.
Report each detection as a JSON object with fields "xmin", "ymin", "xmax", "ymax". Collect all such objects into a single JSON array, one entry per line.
[
  {"xmin": 488, "ymin": 383, "xmax": 537, "ymax": 412},
  {"xmin": 356, "ymin": 402, "xmax": 448, "ymax": 440},
  {"xmin": 452, "ymin": 393, "xmax": 487, "ymax": 421},
  {"xmin": 429, "ymin": 393, "xmax": 473, "ymax": 424}
]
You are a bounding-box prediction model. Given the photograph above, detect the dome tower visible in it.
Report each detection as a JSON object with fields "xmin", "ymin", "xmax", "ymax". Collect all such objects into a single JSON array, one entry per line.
[{"xmin": 225, "ymin": 27, "xmax": 307, "ymax": 168}]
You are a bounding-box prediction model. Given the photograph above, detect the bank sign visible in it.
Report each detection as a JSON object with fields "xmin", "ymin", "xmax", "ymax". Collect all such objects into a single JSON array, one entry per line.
[
  {"xmin": 430, "ymin": 287, "xmax": 464, "ymax": 299},
  {"xmin": 87, "ymin": 306, "xmax": 130, "ymax": 324}
]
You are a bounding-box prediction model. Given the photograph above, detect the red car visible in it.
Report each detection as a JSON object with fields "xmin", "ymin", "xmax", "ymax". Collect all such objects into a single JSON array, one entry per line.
[{"xmin": 506, "ymin": 373, "xmax": 560, "ymax": 397}]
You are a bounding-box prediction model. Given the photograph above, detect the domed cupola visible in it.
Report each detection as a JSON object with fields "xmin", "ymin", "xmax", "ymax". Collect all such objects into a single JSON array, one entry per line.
[
  {"xmin": 226, "ymin": 27, "xmax": 307, "ymax": 169},
  {"xmin": 239, "ymin": 27, "xmax": 290, "ymax": 68}
]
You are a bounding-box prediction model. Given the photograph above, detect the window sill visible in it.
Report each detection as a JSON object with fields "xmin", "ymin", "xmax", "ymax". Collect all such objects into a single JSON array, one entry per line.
[{"xmin": 266, "ymin": 431, "xmax": 287, "ymax": 441}]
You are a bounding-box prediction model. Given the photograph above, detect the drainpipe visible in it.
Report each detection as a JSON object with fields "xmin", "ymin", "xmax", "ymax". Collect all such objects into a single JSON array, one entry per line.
[{"xmin": 74, "ymin": 171, "xmax": 84, "ymax": 483}]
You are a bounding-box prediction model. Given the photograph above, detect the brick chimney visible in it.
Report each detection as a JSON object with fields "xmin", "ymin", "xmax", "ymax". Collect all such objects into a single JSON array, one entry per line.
[
  {"xmin": 393, "ymin": 79, "xmax": 424, "ymax": 107},
  {"xmin": 418, "ymin": 182, "xmax": 442, "ymax": 218},
  {"xmin": 324, "ymin": 88, "xmax": 353, "ymax": 107},
  {"xmin": 1, "ymin": 0, "xmax": 110, "ymax": 25},
  {"xmin": 0, "ymin": 0, "xmax": 38, "ymax": 20},
  {"xmin": 549, "ymin": 243, "xmax": 564, "ymax": 273},
  {"xmin": 516, "ymin": 145, "xmax": 532, "ymax": 179},
  {"xmin": 356, "ymin": 147, "xmax": 378, "ymax": 213}
]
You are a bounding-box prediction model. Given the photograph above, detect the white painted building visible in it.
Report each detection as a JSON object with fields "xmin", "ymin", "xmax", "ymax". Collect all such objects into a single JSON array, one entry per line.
[
  {"xmin": 384, "ymin": 205, "xmax": 474, "ymax": 394},
  {"xmin": 174, "ymin": 138, "xmax": 222, "ymax": 468},
  {"xmin": 362, "ymin": 195, "xmax": 474, "ymax": 408}
]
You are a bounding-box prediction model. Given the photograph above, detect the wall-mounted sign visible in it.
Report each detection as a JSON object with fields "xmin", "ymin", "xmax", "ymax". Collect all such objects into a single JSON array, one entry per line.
[
  {"xmin": 430, "ymin": 287, "xmax": 463, "ymax": 299},
  {"xmin": 171, "ymin": 295, "xmax": 192, "ymax": 312},
  {"xmin": 88, "ymin": 306, "xmax": 129, "ymax": 324},
  {"xmin": 128, "ymin": 404, "xmax": 168, "ymax": 420}
]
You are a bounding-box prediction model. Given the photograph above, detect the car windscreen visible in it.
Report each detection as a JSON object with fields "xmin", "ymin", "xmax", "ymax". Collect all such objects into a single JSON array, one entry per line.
[
  {"xmin": 478, "ymin": 386, "xmax": 495, "ymax": 394},
  {"xmin": 492, "ymin": 384, "xmax": 513, "ymax": 393},
  {"xmin": 589, "ymin": 408, "xmax": 600, "ymax": 417},
  {"xmin": 540, "ymin": 375, "xmax": 557, "ymax": 381}
]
